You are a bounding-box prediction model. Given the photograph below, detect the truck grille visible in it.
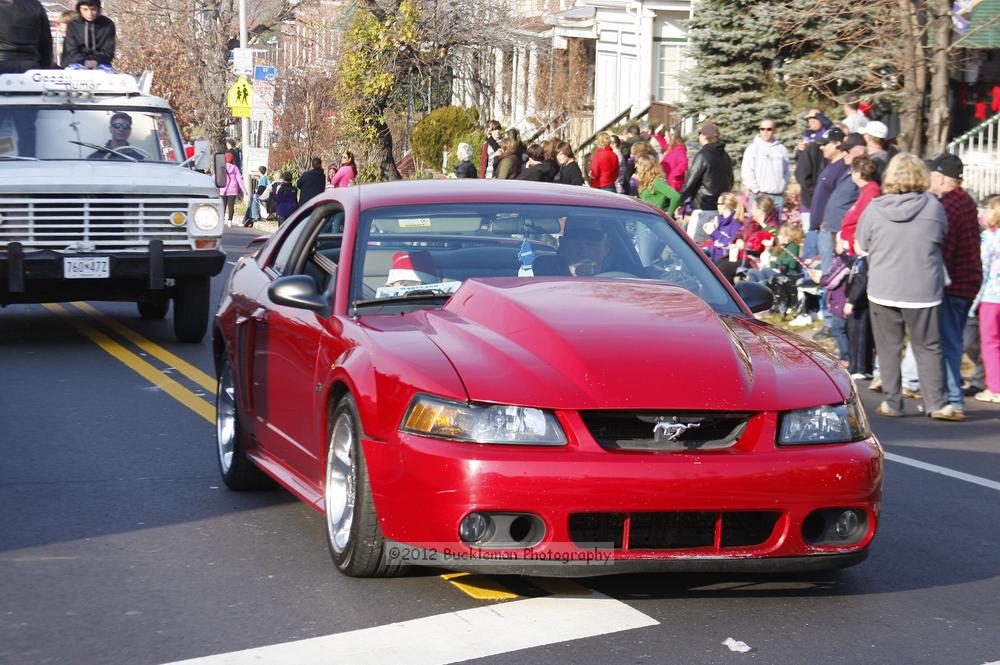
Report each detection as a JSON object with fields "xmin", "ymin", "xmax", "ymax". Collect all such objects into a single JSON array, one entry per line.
[{"xmin": 0, "ymin": 195, "xmax": 199, "ymax": 251}]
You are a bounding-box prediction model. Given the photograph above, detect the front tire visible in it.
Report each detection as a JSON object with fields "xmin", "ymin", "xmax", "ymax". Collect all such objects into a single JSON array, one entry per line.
[
  {"xmin": 325, "ymin": 394, "xmax": 405, "ymax": 577},
  {"xmin": 173, "ymin": 276, "xmax": 210, "ymax": 343},
  {"xmin": 216, "ymin": 357, "xmax": 273, "ymax": 490}
]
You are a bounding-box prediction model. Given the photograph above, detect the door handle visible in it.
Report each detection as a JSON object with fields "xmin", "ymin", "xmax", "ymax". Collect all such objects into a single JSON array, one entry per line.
[{"xmin": 251, "ymin": 308, "xmax": 268, "ymax": 322}]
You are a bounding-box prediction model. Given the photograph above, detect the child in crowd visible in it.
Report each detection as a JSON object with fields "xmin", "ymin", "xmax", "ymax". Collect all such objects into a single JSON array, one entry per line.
[
  {"xmin": 810, "ymin": 235, "xmax": 853, "ymax": 364},
  {"xmin": 702, "ymin": 192, "xmax": 745, "ymax": 263},
  {"xmin": 272, "ymin": 172, "xmax": 298, "ymax": 225},
  {"xmin": 976, "ymin": 196, "xmax": 1000, "ymax": 403},
  {"xmin": 844, "ymin": 248, "xmax": 874, "ymax": 378}
]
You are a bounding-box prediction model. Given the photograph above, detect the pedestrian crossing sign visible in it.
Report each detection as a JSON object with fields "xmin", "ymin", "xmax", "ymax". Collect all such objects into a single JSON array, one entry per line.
[{"xmin": 227, "ymin": 77, "xmax": 253, "ymax": 118}]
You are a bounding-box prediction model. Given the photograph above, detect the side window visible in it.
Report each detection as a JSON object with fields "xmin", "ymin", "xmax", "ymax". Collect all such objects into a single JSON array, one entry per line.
[{"xmin": 270, "ymin": 217, "xmax": 313, "ymax": 275}]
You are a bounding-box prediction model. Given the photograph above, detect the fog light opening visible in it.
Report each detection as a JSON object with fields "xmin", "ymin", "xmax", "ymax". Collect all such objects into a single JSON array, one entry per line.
[
  {"xmin": 509, "ymin": 516, "xmax": 532, "ymax": 543},
  {"xmin": 802, "ymin": 513, "xmax": 826, "ymax": 544},
  {"xmin": 834, "ymin": 510, "xmax": 862, "ymax": 540},
  {"xmin": 459, "ymin": 512, "xmax": 492, "ymax": 544}
]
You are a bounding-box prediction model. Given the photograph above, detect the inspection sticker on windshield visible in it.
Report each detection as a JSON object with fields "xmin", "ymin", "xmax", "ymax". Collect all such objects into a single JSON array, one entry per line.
[
  {"xmin": 398, "ymin": 217, "xmax": 433, "ymax": 228},
  {"xmin": 375, "ymin": 280, "xmax": 460, "ymax": 299},
  {"xmin": 64, "ymin": 257, "xmax": 110, "ymax": 279}
]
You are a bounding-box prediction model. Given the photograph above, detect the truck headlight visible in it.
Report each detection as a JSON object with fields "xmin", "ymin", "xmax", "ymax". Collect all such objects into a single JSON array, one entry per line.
[
  {"xmin": 193, "ymin": 204, "xmax": 220, "ymax": 231},
  {"xmin": 778, "ymin": 398, "xmax": 870, "ymax": 445},
  {"xmin": 401, "ymin": 395, "xmax": 567, "ymax": 446}
]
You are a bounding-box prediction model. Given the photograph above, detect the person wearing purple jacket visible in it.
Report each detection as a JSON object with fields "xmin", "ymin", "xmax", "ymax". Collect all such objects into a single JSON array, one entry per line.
[
  {"xmin": 810, "ymin": 238, "xmax": 852, "ymax": 363},
  {"xmin": 704, "ymin": 193, "xmax": 745, "ymax": 261}
]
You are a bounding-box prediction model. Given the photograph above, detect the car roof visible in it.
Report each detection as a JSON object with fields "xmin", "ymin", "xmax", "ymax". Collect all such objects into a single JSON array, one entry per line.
[{"xmin": 332, "ymin": 179, "xmax": 661, "ymax": 215}]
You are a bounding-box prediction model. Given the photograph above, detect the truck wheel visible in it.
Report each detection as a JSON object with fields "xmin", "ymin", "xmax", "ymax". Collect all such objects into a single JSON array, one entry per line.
[
  {"xmin": 173, "ymin": 276, "xmax": 210, "ymax": 343},
  {"xmin": 137, "ymin": 297, "xmax": 169, "ymax": 320}
]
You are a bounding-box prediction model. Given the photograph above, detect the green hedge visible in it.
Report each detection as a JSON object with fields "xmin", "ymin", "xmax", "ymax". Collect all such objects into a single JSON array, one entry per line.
[{"xmin": 411, "ymin": 106, "xmax": 480, "ymax": 171}]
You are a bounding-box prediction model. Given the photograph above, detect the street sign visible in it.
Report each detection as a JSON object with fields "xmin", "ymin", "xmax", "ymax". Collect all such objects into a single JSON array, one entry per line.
[
  {"xmin": 226, "ymin": 76, "xmax": 253, "ymax": 119},
  {"xmin": 244, "ymin": 147, "xmax": 270, "ymax": 173},
  {"xmin": 254, "ymin": 66, "xmax": 276, "ymax": 82},
  {"xmin": 232, "ymin": 48, "xmax": 253, "ymax": 76}
]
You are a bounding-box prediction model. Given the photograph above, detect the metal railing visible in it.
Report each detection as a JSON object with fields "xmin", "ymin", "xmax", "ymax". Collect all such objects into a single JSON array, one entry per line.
[
  {"xmin": 575, "ymin": 104, "xmax": 650, "ymax": 155},
  {"xmin": 947, "ymin": 113, "xmax": 1000, "ymax": 202}
]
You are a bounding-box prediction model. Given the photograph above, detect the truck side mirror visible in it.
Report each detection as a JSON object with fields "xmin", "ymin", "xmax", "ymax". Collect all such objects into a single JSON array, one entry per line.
[{"xmin": 213, "ymin": 153, "xmax": 227, "ymax": 189}]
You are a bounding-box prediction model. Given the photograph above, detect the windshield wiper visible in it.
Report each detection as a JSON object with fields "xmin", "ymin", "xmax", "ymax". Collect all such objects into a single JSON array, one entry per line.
[
  {"xmin": 353, "ymin": 290, "xmax": 455, "ymax": 309},
  {"xmin": 68, "ymin": 140, "xmax": 138, "ymax": 162},
  {"xmin": 0, "ymin": 154, "xmax": 38, "ymax": 161}
]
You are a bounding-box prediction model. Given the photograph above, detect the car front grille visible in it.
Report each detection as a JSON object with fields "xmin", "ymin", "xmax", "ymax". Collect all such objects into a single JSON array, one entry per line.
[
  {"xmin": 579, "ymin": 411, "xmax": 752, "ymax": 451},
  {"xmin": 0, "ymin": 194, "xmax": 199, "ymax": 251},
  {"xmin": 568, "ymin": 511, "xmax": 781, "ymax": 551}
]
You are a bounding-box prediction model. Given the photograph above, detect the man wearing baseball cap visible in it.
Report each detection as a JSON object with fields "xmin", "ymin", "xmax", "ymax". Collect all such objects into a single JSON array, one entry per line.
[
  {"xmin": 927, "ymin": 153, "xmax": 982, "ymax": 419},
  {"xmin": 806, "ymin": 127, "xmax": 847, "ymax": 272},
  {"xmin": 861, "ymin": 121, "xmax": 892, "ymax": 181},
  {"xmin": 678, "ymin": 123, "xmax": 734, "ymax": 242},
  {"xmin": 821, "ymin": 132, "xmax": 867, "ymax": 255}
]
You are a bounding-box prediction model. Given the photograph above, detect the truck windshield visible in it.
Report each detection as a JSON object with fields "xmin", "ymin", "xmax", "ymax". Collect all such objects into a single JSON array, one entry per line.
[{"xmin": 0, "ymin": 107, "xmax": 184, "ymax": 163}]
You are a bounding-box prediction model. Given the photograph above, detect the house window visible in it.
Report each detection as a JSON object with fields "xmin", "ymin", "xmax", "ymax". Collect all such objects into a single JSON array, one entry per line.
[{"xmin": 656, "ymin": 40, "xmax": 687, "ymax": 104}]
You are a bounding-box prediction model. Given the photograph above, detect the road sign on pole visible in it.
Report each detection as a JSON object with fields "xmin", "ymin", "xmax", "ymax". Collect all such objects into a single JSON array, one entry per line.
[
  {"xmin": 232, "ymin": 48, "xmax": 253, "ymax": 76},
  {"xmin": 226, "ymin": 76, "xmax": 253, "ymax": 119},
  {"xmin": 254, "ymin": 66, "xmax": 276, "ymax": 82}
]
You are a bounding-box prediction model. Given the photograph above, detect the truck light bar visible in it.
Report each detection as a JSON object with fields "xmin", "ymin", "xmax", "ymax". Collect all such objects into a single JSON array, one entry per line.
[{"xmin": 0, "ymin": 70, "xmax": 140, "ymax": 95}]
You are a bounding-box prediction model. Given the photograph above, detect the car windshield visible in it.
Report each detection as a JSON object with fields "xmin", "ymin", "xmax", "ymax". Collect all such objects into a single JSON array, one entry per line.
[
  {"xmin": 0, "ymin": 106, "xmax": 184, "ymax": 163},
  {"xmin": 351, "ymin": 203, "xmax": 742, "ymax": 315}
]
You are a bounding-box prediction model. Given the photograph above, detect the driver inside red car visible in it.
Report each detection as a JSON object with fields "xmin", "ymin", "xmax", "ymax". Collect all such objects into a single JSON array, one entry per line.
[{"xmin": 558, "ymin": 223, "xmax": 612, "ymax": 276}]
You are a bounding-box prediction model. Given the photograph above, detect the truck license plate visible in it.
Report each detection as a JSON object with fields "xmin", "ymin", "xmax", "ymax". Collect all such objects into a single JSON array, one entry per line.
[{"xmin": 64, "ymin": 257, "xmax": 110, "ymax": 279}]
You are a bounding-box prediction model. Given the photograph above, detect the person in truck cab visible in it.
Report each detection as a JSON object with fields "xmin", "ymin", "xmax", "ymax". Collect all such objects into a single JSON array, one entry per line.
[{"xmin": 87, "ymin": 112, "xmax": 146, "ymax": 161}]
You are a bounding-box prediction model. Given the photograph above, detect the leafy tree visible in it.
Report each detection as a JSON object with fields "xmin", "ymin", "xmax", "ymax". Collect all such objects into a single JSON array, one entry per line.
[
  {"xmin": 333, "ymin": 0, "xmax": 513, "ymax": 181},
  {"xmin": 410, "ymin": 106, "xmax": 479, "ymax": 170}
]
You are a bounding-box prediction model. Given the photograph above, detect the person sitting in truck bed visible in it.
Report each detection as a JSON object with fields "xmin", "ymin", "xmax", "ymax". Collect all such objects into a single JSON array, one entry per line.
[
  {"xmin": 87, "ymin": 112, "xmax": 147, "ymax": 161},
  {"xmin": 62, "ymin": 0, "xmax": 116, "ymax": 72}
]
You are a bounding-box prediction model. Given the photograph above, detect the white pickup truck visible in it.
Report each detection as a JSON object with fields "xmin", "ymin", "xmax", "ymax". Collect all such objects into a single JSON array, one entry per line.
[{"xmin": 0, "ymin": 70, "xmax": 226, "ymax": 342}]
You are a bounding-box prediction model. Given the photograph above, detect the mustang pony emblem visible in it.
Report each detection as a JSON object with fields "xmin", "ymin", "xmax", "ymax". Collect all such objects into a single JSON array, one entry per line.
[{"xmin": 653, "ymin": 419, "xmax": 700, "ymax": 441}]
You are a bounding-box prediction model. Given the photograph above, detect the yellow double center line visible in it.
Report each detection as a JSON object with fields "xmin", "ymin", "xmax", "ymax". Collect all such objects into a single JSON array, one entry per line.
[
  {"xmin": 45, "ymin": 301, "xmax": 589, "ymax": 603},
  {"xmin": 43, "ymin": 302, "xmax": 215, "ymax": 424}
]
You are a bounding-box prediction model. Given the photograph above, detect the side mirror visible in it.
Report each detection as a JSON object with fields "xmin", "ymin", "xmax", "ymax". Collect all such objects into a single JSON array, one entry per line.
[
  {"xmin": 735, "ymin": 280, "xmax": 774, "ymax": 314},
  {"xmin": 213, "ymin": 152, "xmax": 227, "ymax": 189},
  {"xmin": 268, "ymin": 275, "xmax": 329, "ymax": 313}
]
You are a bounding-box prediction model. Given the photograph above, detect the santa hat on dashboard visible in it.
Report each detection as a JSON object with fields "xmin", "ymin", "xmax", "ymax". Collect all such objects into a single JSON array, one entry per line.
[{"xmin": 387, "ymin": 250, "xmax": 437, "ymax": 284}]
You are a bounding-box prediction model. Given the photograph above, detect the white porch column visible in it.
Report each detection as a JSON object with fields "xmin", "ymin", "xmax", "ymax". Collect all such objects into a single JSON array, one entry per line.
[
  {"xmin": 638, "ymin": 9, "xmax": 655, "ymax": 111},
  {"xmin": 526, "ymin": 43, "xmax": 538, "ymax": 121}
]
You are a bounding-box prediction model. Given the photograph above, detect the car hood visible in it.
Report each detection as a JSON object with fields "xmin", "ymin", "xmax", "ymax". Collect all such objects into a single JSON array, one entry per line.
[
  {"xmin": 363, "ymin": 278, "xmax": 849, "ymax": 411},
  {"xmin": 0, "ymin": 161, "xmax": 218, "ymax": 196}
]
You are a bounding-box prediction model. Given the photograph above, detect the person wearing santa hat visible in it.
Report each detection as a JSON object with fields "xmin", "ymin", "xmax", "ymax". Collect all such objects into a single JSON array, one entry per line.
[{"xmin": 385, "ymin": 250, "xmax": 440, "ymax": 287}]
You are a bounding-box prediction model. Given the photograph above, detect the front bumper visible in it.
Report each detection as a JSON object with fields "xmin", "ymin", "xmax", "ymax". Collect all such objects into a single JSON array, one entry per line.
[
  {"xmin": 363, "ymin": 410, "xmax": 883, "ymax": 575},
  {"xmin": 1, "ymin": 241, "xmax": 226, "ymax": 304}
]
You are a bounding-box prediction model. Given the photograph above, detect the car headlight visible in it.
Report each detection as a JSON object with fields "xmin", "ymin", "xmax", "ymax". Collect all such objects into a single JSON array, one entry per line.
[
  {"xmin": 401, "ymin": 395, "xmax": 567, "ymax": 446},
  {"xmin": 193, "ymin": 204, "xmax": 220, "ymax": 231},
  {"xmin": 778, "ymin": 398, "xmax": 871, "ymax": 445}
]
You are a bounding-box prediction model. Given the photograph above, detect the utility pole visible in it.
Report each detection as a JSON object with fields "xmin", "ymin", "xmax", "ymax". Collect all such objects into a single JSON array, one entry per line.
[{"xmin": 239, "ymin": 0, "xmax": 251, "ymax": 200}]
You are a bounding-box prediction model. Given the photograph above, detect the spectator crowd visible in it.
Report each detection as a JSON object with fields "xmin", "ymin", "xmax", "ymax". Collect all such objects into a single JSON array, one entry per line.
[{"xmin": 463, "ymin": 99, "xmax": 1000, "ymax": 421}]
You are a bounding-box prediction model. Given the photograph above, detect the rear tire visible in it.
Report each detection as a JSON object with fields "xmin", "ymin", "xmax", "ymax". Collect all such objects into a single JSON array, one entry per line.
[
  {"xmin": 216, "ymin": 357, "xmax": 273, "ymax": 490},
  {"xmin": 137, "ymin": 297, "xmax": 169, "ymax": 320},
  {"xmin": 325, "ymin": 394, "xmax": 406, "ymax": 577},
  {"xmin": 173, "ymin": 276, "xmax": 210, "ymax": 343}
]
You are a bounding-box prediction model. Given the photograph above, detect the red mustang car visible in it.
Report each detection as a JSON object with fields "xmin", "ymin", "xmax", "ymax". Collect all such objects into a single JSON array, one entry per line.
[{"xmin": 214, "ymin": 180, "xmax": 882, "ymax": 577}]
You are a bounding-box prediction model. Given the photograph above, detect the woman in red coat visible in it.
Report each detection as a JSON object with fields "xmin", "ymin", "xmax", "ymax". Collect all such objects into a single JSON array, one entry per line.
[{"xmin": 589, "ymin": 132, "xmax": 619, "ymax": 191}]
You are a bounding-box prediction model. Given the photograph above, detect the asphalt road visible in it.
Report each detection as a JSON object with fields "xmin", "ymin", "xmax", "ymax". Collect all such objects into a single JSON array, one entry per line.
[{"xmin": 2, "ymin": 227, "xmax": 999, "ymax": 665}]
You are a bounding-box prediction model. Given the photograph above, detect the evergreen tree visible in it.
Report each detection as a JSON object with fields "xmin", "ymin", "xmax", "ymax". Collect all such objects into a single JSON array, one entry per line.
[{"xmin": 683, "ymin": 0, "xmax": 793, "ymax": 158}]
